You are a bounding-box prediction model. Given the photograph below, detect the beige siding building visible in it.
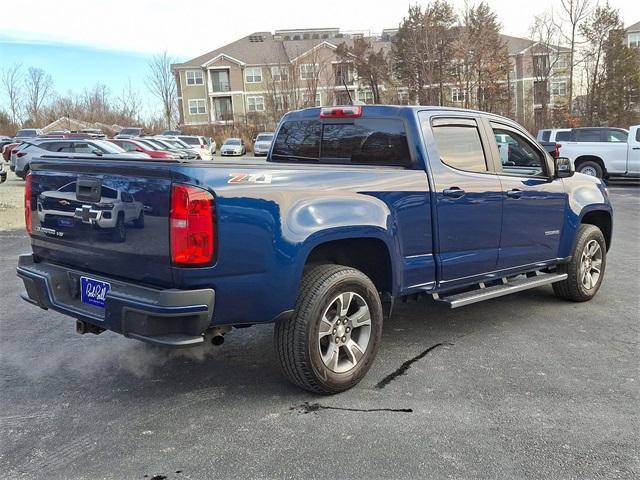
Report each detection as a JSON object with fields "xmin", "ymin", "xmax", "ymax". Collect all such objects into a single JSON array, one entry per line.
[{"xmin": 173, "ymin": 28, "xmax": 571, "ymax": 130}]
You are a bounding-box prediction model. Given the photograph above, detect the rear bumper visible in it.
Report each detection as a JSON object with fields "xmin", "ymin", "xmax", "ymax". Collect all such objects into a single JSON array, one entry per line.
[{"xmin": 17, "ymin": 254, "xmax": 215, "ymax": 347}]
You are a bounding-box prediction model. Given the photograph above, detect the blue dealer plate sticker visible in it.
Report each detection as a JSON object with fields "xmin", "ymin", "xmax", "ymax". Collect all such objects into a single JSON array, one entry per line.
[{"xmin": 80, "ymin": 276, "xmax": 111, "ymax": 309}]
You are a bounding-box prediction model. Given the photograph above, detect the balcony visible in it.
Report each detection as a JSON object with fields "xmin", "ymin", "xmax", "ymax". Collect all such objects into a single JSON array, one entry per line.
[{"xmin": 211, "ymin": 81, "xmax": 231, "ymax": 93}]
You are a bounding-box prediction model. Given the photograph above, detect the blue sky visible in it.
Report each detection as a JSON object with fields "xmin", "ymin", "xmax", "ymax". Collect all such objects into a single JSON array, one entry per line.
[{"xmin": 0, "ymin": 39, "xmax": 179, "ymax": 117}]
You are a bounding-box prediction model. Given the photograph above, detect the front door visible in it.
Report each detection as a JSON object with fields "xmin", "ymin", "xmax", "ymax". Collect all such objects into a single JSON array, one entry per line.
[
  {"xmin": 421, "ymin": 114, "xmax": 502, "ymax": 284},
  {"xmin": 484, "ymin": 121, "xmax": 566, "ymax": 270}
]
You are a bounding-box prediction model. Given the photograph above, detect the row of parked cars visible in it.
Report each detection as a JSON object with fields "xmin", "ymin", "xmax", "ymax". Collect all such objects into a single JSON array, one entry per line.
[{"xmin": 1, "ymin": 128, "xmax": 277, "ymax": 182}]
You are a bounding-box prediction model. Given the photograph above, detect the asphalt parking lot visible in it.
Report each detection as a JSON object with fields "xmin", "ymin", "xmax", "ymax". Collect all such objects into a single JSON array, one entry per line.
[{"xmin": 1, "ymin": 183, "xmax": 638, "ymax": 480}]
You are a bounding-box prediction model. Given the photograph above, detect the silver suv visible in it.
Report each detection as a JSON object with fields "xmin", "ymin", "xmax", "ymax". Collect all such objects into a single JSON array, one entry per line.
[{"xmin": 11, "ymin": 139, "xmax": 149, "ymax": 179}]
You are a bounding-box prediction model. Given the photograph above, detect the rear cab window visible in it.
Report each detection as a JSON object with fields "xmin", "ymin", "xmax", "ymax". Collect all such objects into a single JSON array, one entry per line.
[
  {"xmin": 271, "ymin": 118, "xmax": 411, "ymax": 167},
  {"xmin": 555, "ymin": 130, "xmax": 571, "ymax": 141},
  {"xmin": 540, "ymin": 130, "xmax": 551, "ymax": 142}
]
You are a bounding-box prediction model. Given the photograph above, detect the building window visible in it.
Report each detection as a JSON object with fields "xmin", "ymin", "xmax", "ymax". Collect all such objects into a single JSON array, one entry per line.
[
  {"xmin": 245, "ymin": 67, "xmax": 262, "ymax": 83},
  {"xmin": 359, "ymin": 90, "xmax": 374, "ymax": 103},
  {"xmin": 271, "ymin": 66, "xmax": 289, "ymax": 82},
  {"xmin": 551, "ymin": 81, "xmax": 567, "ymax": 97},
  {"xmin": 300, "ymin": 63, "xmax": 320, "ymax": 80},
  {"xmin": 554, "ymin": 55, "xmax": 569, "ymax": 69},
  {"xmin": 188, "ymin": 99, "xmax": 206, "ymax": 115},
  {"xmin": 451, "ymin": 88, "xmax": 467, "ymax": 103},
  {"xmin": 247, "ymin": 96, "xmax": 265, "ymax": 112},
  {"xmin": 186, "ymin": 70, "xmax": 204, "ymax": 86},
  {"xmin": 628, "ymin": 32, "xmax": 640, "ymax": 48},
  {"xmin": 302, "ymin": 92, "xmax": 321, "ymax": 107},
  {"xmin": 533, "ymin": 55, "xmax": 550, "ymax": 77}
]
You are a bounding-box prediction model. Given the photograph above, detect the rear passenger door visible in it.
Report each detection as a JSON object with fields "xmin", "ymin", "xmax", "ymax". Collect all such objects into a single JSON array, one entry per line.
[
  {"xmin": 421, "ymin": 115, "xmax": 502, "ymax": 284},
  {"xmin": 483, "ymin": 121, "xmax": 566, "ymax": 270}
]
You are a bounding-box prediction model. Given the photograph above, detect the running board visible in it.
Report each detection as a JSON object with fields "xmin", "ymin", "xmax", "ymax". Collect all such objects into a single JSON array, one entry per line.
[{"xmin": 434, "ymin": 272, "xmax": 568, "ymax": 309}]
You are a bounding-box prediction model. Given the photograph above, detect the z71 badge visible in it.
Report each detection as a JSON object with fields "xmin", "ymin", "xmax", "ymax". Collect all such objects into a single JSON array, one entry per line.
[{"xmin": 228, "ymin": 173, "xmax": 273, "ymax": 184}]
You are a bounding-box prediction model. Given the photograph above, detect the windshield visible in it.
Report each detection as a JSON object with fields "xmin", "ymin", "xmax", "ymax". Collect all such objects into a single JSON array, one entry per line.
[
  {"xmin": 119, "ymin": 128, "xmax": 141, "ymax": 135},
  {"xmin": 179, "ymin": 136, "xmax": 201, "ymax": 146},
  {"xmin": 93, "ymin": 140, "xmax": 126, "ymax": 154},
  {"xmin": 16, "ymin": 129, "xmax": 37, "ymax": 137},
  {"xmin": 256, "ymin": 134, "xmax": 274, "ymax": 142},
  {"xmin": 136, "ymin": 139, "xmax": 161, "ymax": 150},
  {"xmin": 225, "ymin": 139, "xmax": 241, "ymax": 145}
]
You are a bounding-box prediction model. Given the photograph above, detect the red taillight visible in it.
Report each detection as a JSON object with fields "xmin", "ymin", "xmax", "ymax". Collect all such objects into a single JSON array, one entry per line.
[
  {"xmin": 24, "ymin": 173, "xmax": 33, "ymax": 235},
  {"xmin": 555, "ymin": 143, "xmax": 562, "ymax": 159},
  {"xmin": 320, "ymin": 106, "xmax": 362, "ymax": 118},
  {"xmin": 170, "ymin": 184, "xmax": 215, "ymax": 266}
]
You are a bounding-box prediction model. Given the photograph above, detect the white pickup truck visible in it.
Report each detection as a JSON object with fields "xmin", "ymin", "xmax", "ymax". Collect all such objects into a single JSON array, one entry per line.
[{"xmin": 559, "ymin": 126, "xmax": 640, "ymax": 179}]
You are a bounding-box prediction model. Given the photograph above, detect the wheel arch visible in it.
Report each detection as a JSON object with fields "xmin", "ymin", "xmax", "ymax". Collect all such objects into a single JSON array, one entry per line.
[
  {"xmin": 580, "ymin": 209, "xmax": 612, "ymax": 251},
  {"xmin": 574, "ymin": 155, "xmax": 606, "ymax": 176}
]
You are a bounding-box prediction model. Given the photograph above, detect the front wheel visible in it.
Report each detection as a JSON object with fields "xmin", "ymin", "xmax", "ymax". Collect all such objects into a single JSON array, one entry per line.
[
  {"xmin": 274, "ymin": 265, "xmax": 383, "ymax": 394},
  {"xmin": 576, "ymin": 161, "xmax": 603, "ymax": 178},
  {"xmin": 553, "ymin": 224, "xmax": 607, "ymax": 301}
]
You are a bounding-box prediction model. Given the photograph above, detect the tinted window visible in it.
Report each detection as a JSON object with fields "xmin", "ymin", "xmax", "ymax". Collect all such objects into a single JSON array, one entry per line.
[
  {"xmin": 225, "ymin": 139, "xmax": 241, "ymax": 145},
  {"xmin": 605, "ymin": 129, "xmax": 628, "ymax": 142},
  {"xmin": 42, "ymin": 142, "xmax": 72, "ymax": 152},
  {"xmin": 121, "ymin": 192, "xmax": 133, "ymax": 202},
  {"xmin": 119, "ymin": 128, "xmax": 140, "ymax": 135},
  {"xmin": 541, "ymin": 130, "xmax": 551, "ymax": 142},
  {"xmin": 272, "ymin": 119, "xmax": 410, "ymax": 166},
  {"xmin": 272, "ymin": 120, "xmax": 321, "ymax": 161},
  {"xmin": 321, "ymin": 119, "xmax": 410, "ymax": 166},
  {"xmin": 256, "ymin": 134, "xmax": 273, "ymax": 142},
  {"xmin": 555, "ymin": 130, "xmax": 571, "ymax": 141},
  {"xmin": 179, "ymin": 136, "xmax": 200, "ymax": 146},
  {"xmin": 432, "ymin": 125, "xmax": 487, "ymax": 173},
  {"xmin": 574, "ymin": 129, "xmax": 602, "ymax": 142},
  {"xmin": 72, "ymin": 142, "xmax": 95, "ymax": 153},
  {"xmin": 492, "ymin": 127, "xmax": 547, "ymax": 177},
  {"xmin": 636, "ymin": 129, "xmax": 640, "ymax": 142}
]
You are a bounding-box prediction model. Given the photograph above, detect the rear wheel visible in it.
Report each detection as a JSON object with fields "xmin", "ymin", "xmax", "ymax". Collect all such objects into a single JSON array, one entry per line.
[
  {"xmin": 274, "ymin": 265, "xmax": 383, "ymax": 394},
  {"xmin": 576, "ymin": 160, "xmax": 603, "ymax": 178},
  {"xmin": 133, "ymin": 211, "xmax": 144, "ymax": 229},
  {"xmin": 553, "ymin": 224, "xmax": 606, "ymax": 301}
]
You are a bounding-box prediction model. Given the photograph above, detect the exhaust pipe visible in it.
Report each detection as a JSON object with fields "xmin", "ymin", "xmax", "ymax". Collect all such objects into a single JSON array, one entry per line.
[
  {"xmin": 76, "ymin": 320, "xmax": 105, "ymax": 335},
  {"xmin": 211, "ymin": 334, "xmax": 225, "ymax": 346},
  {"xmin": 208, "ymin": 325, "xmax": 232, "ymax": 346}
]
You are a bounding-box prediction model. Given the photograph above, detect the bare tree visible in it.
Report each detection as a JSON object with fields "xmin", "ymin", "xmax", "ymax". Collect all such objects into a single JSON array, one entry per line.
[
  {"xmin": 24, "ymin": 67, "xmax": 53, "ymax": 124},
  {"xmin": 117, "ymin": 79, "xmax": 142, "ymax": 122},
  {"xmin": 147, "ymin": 51, "xmax": 177, "ymax": 129},
  {"xmin": 554, "ymin": 0, "xmax": 591, "ymax": 113},
  {"xmin": 1, "ymin": 63, "xmax": 23, "ymax": 125}
]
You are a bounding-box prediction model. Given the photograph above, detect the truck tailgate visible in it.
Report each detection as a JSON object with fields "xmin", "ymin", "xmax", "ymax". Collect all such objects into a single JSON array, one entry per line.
[{"xmin": 28, "ymin": 159, "xmax": 174, "ymax": 287}]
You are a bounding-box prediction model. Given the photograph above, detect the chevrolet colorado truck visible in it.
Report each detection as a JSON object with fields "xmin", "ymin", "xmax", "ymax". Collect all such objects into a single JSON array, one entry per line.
[{"xmin": 17, "ymin": 106, "xmax": 613, "ymax": 394}]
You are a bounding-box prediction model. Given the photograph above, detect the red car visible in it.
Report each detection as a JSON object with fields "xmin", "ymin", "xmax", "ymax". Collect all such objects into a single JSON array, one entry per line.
[
  {"xmin": 108, "ymin": 139, "xmax": 177, "ymax": 159},
  {"xmin": 2, "ymin": 142, "xmax": 20, "ymax": 162}
]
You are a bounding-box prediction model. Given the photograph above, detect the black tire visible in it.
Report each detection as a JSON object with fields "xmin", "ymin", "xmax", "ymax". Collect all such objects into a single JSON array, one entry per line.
[
  {"xmin": 274, "ymin": 264, "xmax": 383, "ymax": 394},
  {"xmin": 133, "ymin": 211, "xmax": 144, "ymax": 229},
  {"xmin": 112, "ymin": 214, "xmax": 126, "ymax": 243},
  {"xmin": 576, "ymin": 160, "xmax": 603, "ymax": 178},
  {"xmin": 553, "ymin": 224, "xmax": 607, "ymax": 302}
]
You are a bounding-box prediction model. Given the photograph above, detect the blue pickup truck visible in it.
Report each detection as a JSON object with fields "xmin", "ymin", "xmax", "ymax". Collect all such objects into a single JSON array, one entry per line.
[{"xmin": 17, "ymin": 105, "xmax": 612, "ymax": 394}]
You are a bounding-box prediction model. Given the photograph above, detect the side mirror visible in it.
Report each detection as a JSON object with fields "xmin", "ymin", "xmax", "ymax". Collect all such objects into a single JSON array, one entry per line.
[{"xmin": 555, "ymin": 156, "xmax": 574, "ymax": 178}]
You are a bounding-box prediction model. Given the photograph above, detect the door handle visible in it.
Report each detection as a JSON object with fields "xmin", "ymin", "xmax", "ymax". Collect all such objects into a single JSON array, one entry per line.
[
  {"xmin": 506, "ymin": 189, "xmax": 523, "ymax": 199},
  {"xmin": 443, "ymin": 187, "xmax": 465, "ymax": 198},
  {"xmin": 632, "ymin": 147, "xmax": 640, "ymax": 150}
]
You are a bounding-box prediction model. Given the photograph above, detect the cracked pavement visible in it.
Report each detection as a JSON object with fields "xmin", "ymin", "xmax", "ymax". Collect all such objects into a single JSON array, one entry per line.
[{"xmin": 1, "ymin": 183, "xmax": 638, "ymax": 479}]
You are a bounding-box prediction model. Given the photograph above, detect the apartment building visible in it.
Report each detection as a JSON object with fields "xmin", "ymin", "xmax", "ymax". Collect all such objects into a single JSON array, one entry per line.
[
  {"xmin": 626, "ymin": 21, "xmax": 640, "ymax": 49},
  {"xmin": 172, "ymin": 27, "xmax": 570, "ymax": 128}
]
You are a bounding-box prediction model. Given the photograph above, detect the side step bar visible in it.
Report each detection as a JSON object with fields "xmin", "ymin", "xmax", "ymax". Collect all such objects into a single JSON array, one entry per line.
[{"xmin": 434, "ymin": 272, "xmax": 568, "ymax": 309}]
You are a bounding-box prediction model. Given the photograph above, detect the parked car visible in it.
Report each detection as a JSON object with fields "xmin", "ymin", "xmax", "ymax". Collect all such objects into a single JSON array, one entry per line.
[
  {"xmin": 536, "ymin": 128, "xmax": 572, "ymax": 143},
  {"xmin": 559, "ymin": 126, "xmax": 640, "ymax": 178},
  {"xmin": 0, "ymin": 161, "xmax": 6, "ymax": 184},
  {"xmin": 11, "ymin": 139, "xmax": 149, "ymax": 179},
  {"xmin": 148, "ymin": 137, "xmax": 199, "ymax": 159},
  {"xmin": 108, "ymin": 139, "xmax": 178, "ymax": 159},
  {"xmin": 18, "ymin": 105, "xmax": 612, "ymax": 394},
  {"xmin": 3, "ymin": 142, "xmax": 20, "ymax": 162},
  {"xmin": 79, "ymin": 128, "xmax": 106, "ymax": 139},
  {"xmin": 252, "ymin": 132, "xmax": 274, "ymax": 156},
  {"xmin": 0, "ymin": 135, "xmax": 13, "ymax": 151},
  {"xmin": 221, "ymin": 138, "xmax": 246, "ymax": 156},
  {"xmin": 161, "ymin": 129, "xmax": 182, "ymax": 136},
  {"xmin": 13, "ymin": 128, "xmax": 42, "ymax": 140},
  {"xmin": 115, "ymin": 127, "xmax": 143, "ymax": 139},
  {"xmin": 36, "ymin": 181, "xmax": 144, "ymax": 242},
  {"xmin": 177, "ymin": 136, "xmax": 214, "ymax": 159}
]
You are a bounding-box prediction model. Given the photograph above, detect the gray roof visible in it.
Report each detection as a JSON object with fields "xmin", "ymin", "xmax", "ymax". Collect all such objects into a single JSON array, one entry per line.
[
  {"xmin": 627, "ymin": 21, "xmax": 640, "ymax": 33},
  {"xmin": 174, "ymin": 30, "xmax": 566, "ymax": 69}
]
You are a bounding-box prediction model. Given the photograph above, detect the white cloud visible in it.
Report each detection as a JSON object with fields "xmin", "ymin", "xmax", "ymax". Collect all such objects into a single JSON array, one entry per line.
[{"xmin": 3, "ymin": 0, "xmax": 639, "ymax": 57}]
